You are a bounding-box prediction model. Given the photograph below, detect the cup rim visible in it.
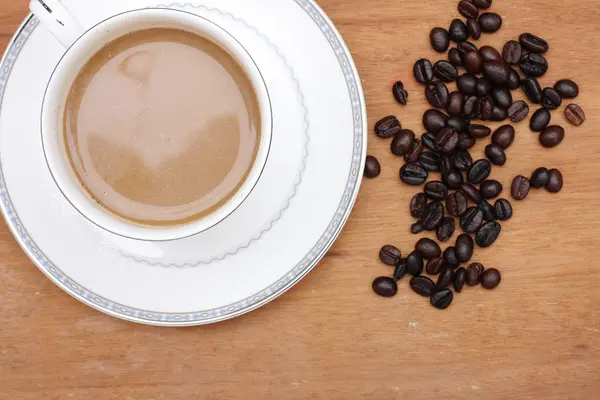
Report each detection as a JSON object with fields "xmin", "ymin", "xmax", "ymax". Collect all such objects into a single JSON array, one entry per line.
[{"xmin": 41, "ymin": 8, "xmax": 273, "ymax": 242}]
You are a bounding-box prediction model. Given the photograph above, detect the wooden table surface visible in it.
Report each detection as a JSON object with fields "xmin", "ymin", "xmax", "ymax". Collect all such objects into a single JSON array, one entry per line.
[{"xmin": 1, "ymin": 0, "xmax": 600, "ymax": 398}]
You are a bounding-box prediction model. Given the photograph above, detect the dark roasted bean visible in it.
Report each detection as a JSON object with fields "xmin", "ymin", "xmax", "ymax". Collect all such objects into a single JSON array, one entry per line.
[
  {"xmin": 546, "ymin": 169, "xmax": 563, "ymax": 193},
  {"xmin": 466, "ymin": 18, "xmax": 481, "ymax": 40},
  {"xmin": 491, "ymin": 106, "xmax": 508, "ymax": 121},
  {"xmin": 405, "ymin": 139, "xmax": 424, "ymax": 163},
  {"xmin": 481, "ymin": 268, "xmax": 501, "ymax": 289},
  {"xmin": 463, "ymin": 96, "xmax": 479, "ymax": 119},
  {"xmin": 457, "ymin": 73, "xmax": 477, "ymax": 95},
  {"xmin": 453, "ymin": 267, "xmax": 467, "ymax": 293},
  {"xmin": 519, "ymin": 33, "xmax": 549, "ymax": 53},
  {"xmin": 437, "ymin": 217, "xmax": 456, "ymax": 242},
  {"xmin": 433, "ymin": 60, "xmax": 458, "ymax": 82},
  {"xmin": 416, "ymin": 238, "xmax": 442, "ymax": 260},
  {"xmin": 479, "ymin": 45, "xmax": 501, "ymax": 62},
  {"xmin": 467, "ymin": 262, "xmax": 485, "ymax": 286},
  {"xmin": 483, "ymin": 61, "xmax": 511, "ymax": 86},
  {"xmin": 447, "ymin": 91, "xmax": 465, "ymax": 117},
  {"xmin": 473, "ymin": 0, "xmax": 492, "ymax": 8},
  {"xmin": 430, "ymin": 27, "xmax": 450, "ymax": 52},
  {"xmin": 478, "ymin": 199, "xmax": 496, "ymax": 222},
  {"xmin": 530, "ymin": 167, "xmax": 550, "ymax": 188},
  {"xmin": 458, "ymin": 41, "xmax": 478, "ymax": 55},
  {"xmin": 455, "ymin": 233, "xmax": 474, "ymax": 263},
  {"xmin": 436, "ymin": 267, "xmax": 455, "ymax": 289},
  {"xmin": 449, "ymin": 19, "xmax": 469, "ymax": 43},
  {"xmin": 467, "ymin": 159, "xmax": 491, "ymax": 184},
  {"xmin": 443, "ymin": 247, "xmax": 460, "ymax": 268},
  {"xmin": 364, "ymin": 156, "xmax": 381, "ymax": 178},
  {"xmin": 372, "ymin": 276, "xmax": 398, "ymax": 297},
  {"xmin": 443, "ymin": 169, "xmax": 464, "ymax": 190},
  {"xmin": 511, "ymin": 175, "xmax": 530, "ymax": 200},
  {"xmin": 480, "ymin": 180, "xmax": 503, "ymax": 199},
  {"xmin": 425, "ymin": 181, "xmax": 449, "ymax": 201},
  {"xmin": 508, "ymin": 100, "xmax": 529, "ymax": 122},
  {"xmin": 410, "ymin": 193, "xmax": 428, "ymax": 218},
  {"xmin": 520, "ymin": 53, "xmax": 548, "ymax": 78},
  {"xmin": 530, "ymin": 108, "xmax": 551, "ymax": 132},
  {"xmin": 478, "ymin": 12, "xmax": 502, "ymax": 32},
  {"xmin": 420, "ymin": 151, "xmax": 441, "ymax": 172},
  {"xmin": 421, "ymin": 201, "xmax": 445, "ymax": 230},
  {"xmin": 379, "ymin": 245, "xmax": 401, "ymax": 265},
  {"xmin": 477, "ymin": 95, "xmax": 494, "ymax": 121},
  {"xmin": 485, "ymin": 144, "xmax": 506, "ymax": 166},
  {"xmin": 460, "ymin": 206, "xmax": 484, "ymax": 233},
  {"xmin": 493, "ymin": 88, "xmax": 512, "ymax": 109},
  {"xmin": 426, "ymin": 257, "xmax": 446, "ymax": 275},
  {"xmin": 464, "ymin": 50, "xmax": 483, "ymax": 73},
  {"xmin": 400, "ymin": 163, "xmax": 428, "ymax": 185},
  {"xmin": 469, "ymin": 124, "xmax": 491, "ymax": 138},
  {"xmin": 423, "ymin": 109, "xmax": 449, "ymax": 133},
  {"xmin": 476, "ymin": 77, "xmax": 493, "ymax": 97},
  {"xmin": 461, "ymin": 182, "xmax": 482, "ymax": 203},
  {"xmin": 541, "ymin": 87, "xmax": 562, "ymax": 110},
  {"xmin": 539, "ymin": 125, "xmax": 565, "ymax": 148},
  {"xmin": 430, "ymin": 289, "xmax": 454, "ymax": 310},
  {"xmin": 435, "ymin": 127, "xmax": 459, "ymax": 154},
  {"xmin": 446, "ymin": 191, "xmax": 469, "ymax": 217},
  {"xmin": 421, "ymin": 132, "xmax": 438, "ymax": 152},
  {"xmin": 410, "ymin": 276, "xmax": 436, "ymax": 296},
  {"xmin": 554, "ymin": 79, "xmax": 579, "ymax": 99},
  {"xmin": 406, "ymin": 251, "xmax": 424, "ymax": 276},
  {"xmin": 476, "ymin": 221, "xmax": 501, "ymax": 248},
  {"xmin": 521, "ymin": 77, "xmax": 542, "ymax": 103},
  {"xmin": 507, "ymin": 67, "xmax": 521, "ymax": 90},
  {"xmin": 392, "ymin": 81, "xmax": 409, "ymax": 105},
  {"xmin": 414, "ymin": 59, "xmax": 434, "ymax": 84},
  {"xmin": 411, "ymin": 221, "xmax": 424, "ymax": 234},
  {"xmin": 393, "ymin": 259, "xmax": 407, "ymax": 281},
  {"xmin": 502, "ymin": 40, "xmax": 522, "ymax": 64},
  {"xmin": 454, "ymin": 149, "xmax": 473, "ymax": 170},
  {"xmin": 391, "ymin": 129, "xmax": 416, "ymax": 156},
  {"xmin": 565, "ymin": 104, "xmax": 585, "ymax": 126},
  {"xmin": 494, "ymin": 198, "xmax": 512, "ymax": 221},
  {"xmin": 375, "ymin": 115, "xmax": 401, "ymax": 138},
  {"xmin": 426, "ymin": 81, "xmax": 449, "ymax": 108},
  {"xmin": 459, "ymin": 0, "xmax": 479, "ymax": 18},
  {"xmin": 448, "ymin": 48, "xmax": 464, "ymax": 67},
  {"xmin": 492, "ymin": 125, "xmax": 515, "ymax": 149}
]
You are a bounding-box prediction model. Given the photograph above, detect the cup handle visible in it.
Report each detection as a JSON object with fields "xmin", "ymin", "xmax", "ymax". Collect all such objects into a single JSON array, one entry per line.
[{"xmin": 29, "ymin": 0, "xmax": 85, "ymax": 48}]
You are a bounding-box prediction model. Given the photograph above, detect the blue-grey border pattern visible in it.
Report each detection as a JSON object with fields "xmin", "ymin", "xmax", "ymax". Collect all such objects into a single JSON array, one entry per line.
[
  {"xmin": 118, "ymin": 3, "xmax": 310, "ymax": 267},
  {"xmin": 0, "ymin": 0, "xmax": 367, "ymax": 326}
]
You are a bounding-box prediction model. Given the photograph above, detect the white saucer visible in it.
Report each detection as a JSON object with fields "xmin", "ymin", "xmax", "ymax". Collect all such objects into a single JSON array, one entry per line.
[{"xmin": 0, "ymin": 0, "xmax": 367, "ymax": 325}]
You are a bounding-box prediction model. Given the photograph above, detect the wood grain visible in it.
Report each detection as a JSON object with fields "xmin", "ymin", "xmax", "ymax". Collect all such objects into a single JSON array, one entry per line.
[{"xmin": 1, "ymin": 0, "xmax": 600, "ymax": 398}]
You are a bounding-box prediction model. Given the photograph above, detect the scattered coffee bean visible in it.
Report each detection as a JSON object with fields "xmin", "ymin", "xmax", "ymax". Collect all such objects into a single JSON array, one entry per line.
[
  {"xmin": 464, "ymin": 50, "xmax": 484, "ymax": 73},
  {"xmin": 530, "ymin": 167, "xmax": 549, "ymax": 188},
  {"xmin": 364, "ymin": 156, "xmax": 381, "ymax": 178},
  {"xmin": 467, "ymin": 262, "xmax": 485, "ymax": 286},
  {"xmin": 466, "ymin": 18, "xmax": 481, "ymax": 40},
  {"xmin": 453, "ymin": 267, "xmax": 467, "ymax": 293},
  {"xmin": 546, "ymin": 169, "xmax": 563, "ymax": 193},
  {"xmin": 449, "ymin": 19, "xmax": 469, "ymax": 43},
  {"xmin": 379, "ymin": 245, "xmax": 402, "ymax": 265},
  {"xmin": 479, "ymin": 199, "xmax": 496, "ymax": 222},
  {"xmin": 539, "ymin": 125, "xmax": 565, "ymax": 148},
  {"xmin": 430, "ymin": 27, "xmax": 450, "ymax": 52},
  {"xmin": 564, "ymin": 104, "xmax": 585, "ymax": 126},
  {"xmin": 478, "ymin": 12, "xmax": 502, "ymax": 32},
  {"xmin": 519, "ymin": 33, "xmax": 549, "ymax": 54},
  {"xmin": 530, "ymin": 108, "xmax": 551, "ymax": 132},
  {"xmin": 414, "ymin": 59, "xmax": 434, "ymax": 84},
  {"xmin": 447, "ymin": 91, "xmax": 465, "ymax": 117},
  {"xmin": 476, "ymin": 77, "xmax": 493, "ymax": 97},
  {"xmin": 511, "ymin": 175, "xmax": 530, "ymax": 200},
  {"xmin": 372, "ymin": 276, "xmax": 398, "ymax": 297},
  {"xmin": 541, "ymin": 87, "xmax": 562, "ymax": 110},
  {"xmin": 520, "ymin": 53, "xmax": 548, "ymax": 77},
  {"xmin": 469, "ymin": 124, "xmax": 491, "ymax": 138},
  {"xmin": 405, "ymin": 139, "xmax": 424, "ymax": 163},
  {"xmin": 460, "ymin": 206, "xmax": 484, "ymax": 233},
  {"xmin": 454, "ymin": 149, "xmax": 473, "ymax": 170},
  {"xmin": 502, "ymin": 40, "xmax": 522, "ymax": 64},
  {"xmin": 430, "ymin": 288, "xmax": 453, "ymax": 309},
  {"xmin": 435, "ymin": 127, "xmax": 459, "ymax": 154},
  {"xmin": 393, "ymin": 259, "xmax": 407, "ymax": 281},
  {"xmin": 433, "ymin": 60, "xmax": 458, "ymax": 82},
  {"xmin": 457, "ymin": 41, "xmax": 478, "ymax": 55},
  {"xmin": 426, "ymin": 81, "xmax": 449, "ymax": 108},
  {"xmin": 391, "ymin": 129, "xmax": 416, "ymax": 155},
  {"xmin": 443, "ymin": 169, "xmax": 464, "ymax": 190},
  {"xmin": 521, "ymin": 77, "xmax": 542, "ymax": 104},
  {"xmin": 406, "ymin": 251, "xmax": 424, "ymax": 276},
  {"xmin": 436, "ymin": 267, "xmax": 455, "ymax": 289},
  {"xmin": 423, "ymin": 109, "xmax": 449, "ymax": 133},
  {"xmin": 410, "ymin": 193, "xmax": 428, "ymax": 218},
  {"xmin": 447, "ymin": 191, "xmax": 469, "ymax": 217},
  {"xmin": 461, "ymin": 182, "xmax": 482, "ymax": 203},
  {"xmin": 457, "ymin": 73, "xmax": 477, "ymax": 95},
  {"xmin": 410, "ymin": 276, "xmax": 436, "ymax": 297},
  {"xmin": 492, "ymin": 125, "xmax": 515, "ymax": 149},
  {"xmin": 400, "ymin": 163, "xmax": 429, "ymax": 185},
  {"xmin": 481, "ymin": 268, "xmax": 501, "ymax": 289},
  {"xmin": 463, "ymin": 96, "xmax": 479, "ymax": 119},
  {"xmin": 491, "ymin": 105, "xmax": 508, "ymax": 121},
  {"xmin": 485, "ymin": 144, "xmax": 507, "ymax": 166},
  {"xmin": 425, "ymin": 181, "xmax": 449, "ymax": 201},
  {"xmin": 493, "ymin": 88, "xmax": 513, "ymax": 109},
  {"xmin": 411, "ymin": 221, "xmax": 424, "ymax": 234},
  {"xmin": 455, "ymin": 233, "xmax": 474, "ymax": 263},
  {"xmin": 426, "ymin": 257, "xmax": 446, "ymax": 275},
  {"xmin": 507, "ymin": 67, "xmax": 521, "ymax": 90},
  {"xmin": 494, "ymin": 198, "xmax": 512, "ymax": 221},
  {"xmin": 422, "ymin": 133, "xmax": 438, "ymax": 152},
  {"xmin": 443, "ymin": 246, "xmax": 460, "ymax": 268},
  {"xmin": 458, "ymin": 0, "xmax": 479, "ymax": 18},
  {"xmin": 416, "ymin": 238, "xmax": 442, "ymax": 260},
  {"xmin": 473, "ymin": 0, "xmax": 492, "ymax": 9},
  {"xmin": 507, "ymin": 100, "xmax": 529, "ymax": 123},
  {"xmin": 420, "ymin": 151, "xmax": 441, "ymax": 172},
  {"xmin": 479, "ymin": 45, "xmax": 501, "ymax": 62},
  {"xmin": 554, "ymin": 79, "xmax": 579, "ymax": 99},
  {"xmin": 467, "ymin": 159, "xmax": 491, "ymax": 184},
  {"xmin": 448, "ymin": 48, "xmax": 464, "ymax": 67},
  {"xmin": 475, "ymin": 221, "xmax": 501, "ymax": 247},
  {"xmin": 392, "ymin": 81, "xmax": 409, "ymax": 105},
  {"xmin": 375, "ymin": 115, "xmax": 401, "ymax": 138},
  {"xmin": 480, "ymin": 180, "xmax": 503, "ymax": 199},
  {"xmin": 483, "ymin": 60, "xmax": 511, "ymax": 86}
]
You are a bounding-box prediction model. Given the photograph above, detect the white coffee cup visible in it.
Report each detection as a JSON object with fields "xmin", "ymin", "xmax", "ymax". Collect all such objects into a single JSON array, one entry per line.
[{"xmin": 30, "ymin": 1, "xmax": 272, "ymax": 241}]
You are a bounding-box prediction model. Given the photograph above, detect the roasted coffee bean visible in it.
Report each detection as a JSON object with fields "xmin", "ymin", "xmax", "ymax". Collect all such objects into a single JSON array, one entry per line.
[
  {"xmin": 410, "ymin": 193, "xmax": 428, "ymax": 218},
  {"xmin": 491, "ymin": 106, "xmax": 508, "ymax": 121},
  {"xmin": 477, "ymin": 199, "xmax": 494, "ymax": 221},
  {"xmin": 426, "ymin": 257, "xmax": 446, "ymax": 275},
  {"xmin": 461, "ymin": 182, "xmax": 482, "ymax": 203},
  {"xmin": 466, "ymin": 18, "xmax": 481, "ymax": 40},
  {"xmin": 372, "ymin": 276, "xmax": 398, "ymax": 297},
  {"xmin": 554, "ymin": 79, "xmax": 579, "ymax": 99},
  {"xmin": 392, "ymin": 81, "xmax": 409, "ymax": 105},
  {"xmin": 463, "ymin": 96, "xmax": 479, "ymax": 119},
  {"xmin": 425, "ymin": 181, "xmax": 448, "ymax": 201},
  {"xmin": 519, "ymin": 33, "xmax": 549, "ymax": 53},
  {"xmin": 458, "ymin": 41, "xmax": 478, "ymax": 55},
  {"xmin": 492, "ymin": 125, "xmax": 515, "ymax": 149},
  {"xmin": 405, "ymin": 139, "xmax": 424, "ymax": 163},
  {"xmin": 423, "ymin": 109, "xmax": 449, "ymax": 133},
  {"xmin": 436, "ymin": 267, "xmax": 455, "ymax": 289},
  {"xmin": 420, "ymin": 151, "xmax": 441, "ymax": 172},
  {"xmin": 421, "ymin": 201, "xmax": 445, "ymax": 230},
  {"xmin": 494, "ymin": 198, "xmax": 512, "ymax": 221},
  {"xmin": 511, "ymin": 175, "xmax": 530, "ymax": 200},
  {"xmin": 479, "ymin": 45, "xmax": 501, "ymax": 62},
  {"xmin": 453, "ymin": 267, "xmax": 467, "ymax": 292},
  {"xmin": 447, "ymin": 91, "xmax": 465, "ymax": 117},
  {"xmin": 565, "ymin": 104, "xmax": 585, "ymax": 126},
  {"xmin": 508, "ymin": 101, "xmax": 529, "ymax": 122},
  {"xmin": 454, "ymin": 149, "xmax": 473, "ymax": 170},
  {"xmin": 480, "ymin": 180, "xmax": 503, "ymax": 199},
  {"xmin": 421, "ymin": 132, "xmax": 438, "ymax": 152},
  {"xmin": 464, "ymin": 50, "xmax": 483, "ymax": 73},
  {"xmin": 426, "ymin": 81, "xmax": 449, "ymax": 108},
  {"xmin": 502, "ymin": 40, "xmax": 522, "ymax": 64},
  {"xmin": 520, "ymin": 53, "xmax": 548, "ymax": 77},
  {"xmin": 446, "ymin": 191, "xmax": 469, "ymax": 217},
  {"xmin": 507, "ymin": 67, "xmax": 521, "ymax": 90},
  {"xmin": 546, "ymin": 169, "xmax": 563, "ymax": 193},
  {"xmin": 467, "ymin": 262, "xmax": 484, "ymax": 286},
  {"xmin": 457, "ymin": 73, "xmax": 477, "ymax": 95},
  {"xmin": 379, "ymin": 245, "xmax": 402, "ymax": 265},
  {"xmin": 414, "ymin": 59, "xmax": 434, "ymax": 84},
  {"xmin": 437, "ymin": 217, "xmax": 456, "ymax": 242},
  {"xmin": 458, "ymin": 0, "xmax": 479, "ymax": 18},
  {"xmin": 541, "ymin": 87, "xmax": 562, "ymax": 110},
  {"xmin": 485, "ymin": 144, "xmax": 506, "ymax": 166},
  {"xmin": 400, "ymin": 163, "xmax": 428, "ymax": 185},
  {"xmin": 473, "ymin": 0, "xmax": 492, "ymax": 9},
  {"xmin": 460, "ymin": 206, "xmax": 484, "ymax": 233},
  {"xmin": 530, "ymin": 108, "xmax": 551, "ymax": 132},
  {"xmin": 430, "ymin": 289, "xmax": 453, "ymax": 310},
  {"xmin": 406, "ymin": 251, "xmax": 424, "ymax": 276},
  {"xmin": 469, "ymin": 124, "xmax": 491, "ymax": 138},
  {"xmin": 410, "ymin": 276, "xmax": 436, "ymax": 296},
  {"xmin": 375, "ymin": 116, "xmax": 401, "ymax": 138},
  {"xmin": 411, "ymin": 221, "xmax": 424, "ymax": 234},
  {"xmin": 539, "ymin": 125, "xmax": 565, "ymax": 148},
  {"xmin": 448, "ymin": 117, "xmax": 470, "ymax": 134},
  {"xmin": 481, "ymin": 268, "xmax": 501, "ymax": 289},
  {"xmin": 391, "ymin": 129, "xmax": 416, "ymax": 155},
  {"xmin": 455, "ymin": 233, "xmax": 474, "ymax": 263},
  {"xmin": 477, "ymin": 95, "xmax": 494, "ymax": 121},
  {"xmin": 364, "ymin": 155, "xmax": 381, "ymax": 178},
  {"xmin": 476, "ymin": 221, "xmax": 501, "ymax": 247},
  {"xmin": 393, "ymin": 259, "xmax": 407, "ymax": 281},
  {"xmin": 443, "ymin": 169, "xmax": 464, "ymax": 190},
  {"xmin": 443, "ymin": 247, "xmax": 460, "ymax": 268},
  {"xmin": 467, "ymin": 159, "xmax": 491, "ymax": 184},
  {"xmin": 530, "ymin": 167, "xmax": 550, "ymax": 188},
  {"xmin": 416, "ymin": 238, "xmax": 442, "ymax": 260},
  {"xmin": 430, "ymin": 27, "xmax": 450, "ymax": 52},
  {"xmin": 478, "ymin": 12, "xmax": 502, "ymax": 33},
  {"xmin": 449, "ymin": 19, "xmax": 469, "ymax": 43},
  {"xmin": 493, "ymin": 88, "xmax": 512, "ymax": 109},
  {"xmin": 448, "ymin": 48, "xmax": 464, "ymax": 67},
  {"xmin": 483, "ymin": 61, "xmax": 511, "ymax": 86},
  {"xmin": 435, "ymin": 127, "xmax": 459, "ymax": 154},
  {"xmin": 521, "ymin": 77, "xmax": 542, "ymax": 104},
  {"xmin": 475, "ymin": 77, "xmax": 493, "ymax": 97},
  {"xmin": 433, "ymin": 60, "xmax": 458, "ymax": 82}
]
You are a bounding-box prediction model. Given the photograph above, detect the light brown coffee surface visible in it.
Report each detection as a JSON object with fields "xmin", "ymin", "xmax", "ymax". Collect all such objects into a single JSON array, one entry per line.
[{"xmin": 64, "ymin": 28, "xmax": 261, "ymax": 226}]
